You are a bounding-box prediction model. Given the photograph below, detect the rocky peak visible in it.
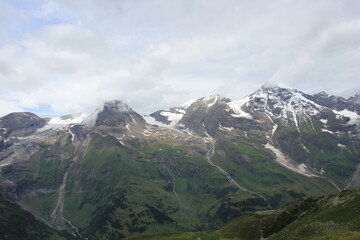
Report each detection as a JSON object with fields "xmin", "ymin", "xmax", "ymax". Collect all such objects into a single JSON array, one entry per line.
[
  {"xmin": 0, "ymin": 112, "xmax": 47, "ymax": 138},
  {"xmin": 148, "ymin": 95, "xmax": 226, "ymax": 128},
  {"xmin": 256, "ymin": 85, "xmax": 299, "ymax": 99},
  {"xmin": 85, "ymin": 100, "xmax": 145, "ymax": 128},
  {"xmin": 177, "ymin": 95, "xmax": 231, "ymax": 137},
  {"xmin": 185, "ymin": 94, "xmax": 227, "ymax": 112},
  {"xmin": 348, "ymin": 91, "xmax": 360, "ymax": 104},
  {"xmin": 238, "ymin": 86, "xmax": 327, "ymax": 131},
  {"xmin": 316, "ymin": 91, "xmax": 329, "ymax": 97},
  {"xmin": 102, "ymin": 100, "xmax": 131, "ymax": 113},
  {"xmin": 149, "ymin": 106, "xmax": 186, "ymax": 126},
  {"xmin": 245, "ymin": 87, "xmax": 360, "ymax": 130},
  {"xmin": 311, "ymin": 92, "xmax": 360, "ymax": 114}
]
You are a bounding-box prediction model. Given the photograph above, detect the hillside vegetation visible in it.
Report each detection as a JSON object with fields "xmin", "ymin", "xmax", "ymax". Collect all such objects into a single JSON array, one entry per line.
[
  {"xmin": 0, "ymin": 193, "xmax": 79, "ymax": 240},
  {"xmin": 124, "ymin": 186, "xmax": 360, "ymax": 240}
]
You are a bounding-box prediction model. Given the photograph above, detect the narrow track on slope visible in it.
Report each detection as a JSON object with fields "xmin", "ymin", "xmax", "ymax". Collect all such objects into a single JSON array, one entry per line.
[
  {"xmin": 164, "ymin": 166, "xmax": 190, "ymax": 225},
  {"xmin": 345, "ymin": 163, "xmax": 360, "ymax": 189},
  {"xmin": 205, "ymin": 141, "xmax": 271, "ymax": 209},
  {"xmin": 51, "ymin": 128, "xmax": 88, "ymax": 239}
]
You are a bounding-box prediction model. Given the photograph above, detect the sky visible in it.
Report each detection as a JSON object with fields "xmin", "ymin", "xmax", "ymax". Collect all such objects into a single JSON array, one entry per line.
[{"xmin": 0, "ymin": 0, "xmax": 359, "ymax": 117}]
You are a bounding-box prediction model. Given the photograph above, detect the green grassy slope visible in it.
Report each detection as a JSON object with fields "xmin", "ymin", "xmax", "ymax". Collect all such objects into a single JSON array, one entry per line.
[
  {"xmin": 0, "ymin": 193, "xmax": 78, "ymax": 240},
  {"xmin": 125, "ymin": 186, "xmax": 360, "ymax": 240},
  {"xmin": 10, "ymin": 130, "xmax": 343, "ymax": 240},
  {"xmin": 274, "ymin": 115, "xmax": 360, "ymax": 188}
]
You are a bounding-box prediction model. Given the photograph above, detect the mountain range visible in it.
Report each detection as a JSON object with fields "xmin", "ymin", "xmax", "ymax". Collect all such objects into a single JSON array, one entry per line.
[{"xmin": 0, "ymin": 85, "xmax": 359, "ymax": 239}]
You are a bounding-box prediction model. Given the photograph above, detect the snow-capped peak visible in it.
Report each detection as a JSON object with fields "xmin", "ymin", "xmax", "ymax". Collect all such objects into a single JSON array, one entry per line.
[
  {"xmin": 244, "ymin": 86, "xmax": 324, "ymax": 130},
  {"xmin": 198, "ymin": 94, "xmax": 220, "ymax": 107},
  {"xmin": 180, "ymin": 99, "xmax": 197, "ymax": 108},
  {"xmin": 227, "ymin": 96, "xmax": 252, "ymax": 119},
  {"xmin": 83, "ymin": 100, "xmax": 132, "ymax": 127}
]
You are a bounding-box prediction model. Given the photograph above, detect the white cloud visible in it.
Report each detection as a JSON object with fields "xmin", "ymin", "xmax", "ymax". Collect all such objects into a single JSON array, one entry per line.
[
  {"xmin": 268, "ymin": 55, "xmax": 313, "ymax": 86},
  {"xmin": 0, "ymin": 0, "xmax": 359, "ymax": 116}
]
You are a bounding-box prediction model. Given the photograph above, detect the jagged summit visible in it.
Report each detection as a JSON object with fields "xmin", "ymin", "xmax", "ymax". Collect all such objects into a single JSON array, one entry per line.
[
  {"xmin": 256, "ymin": 84, "xmax": 300, "ymax": 95},
  {"xmin": 312, "ymin": 91, "xmax": 360, "ymax": 114},
  {"xmin": 261, "ymin": 82, "xmax": 281, "ymax": 89},
  {"xmin": 349, "ymin": 91, "xmax": 360, "ymax": 104},
  {"xmin": 84, "ymin": 100, "xmax": 145, "ymax": 128},
  {"xmin": 197, "ymin": 94, "xmax": 220, "ymax": 103},
  {"xmin": 148, "ymin": 86, "xmax": 360, "ymax": 137},
  {"xmin": 147, "ymin": 94, "xmax": 228, "ymax": 130},
  {"xmin": 315, "ymin": 91, "xmax": 329, "ymax": 97}
]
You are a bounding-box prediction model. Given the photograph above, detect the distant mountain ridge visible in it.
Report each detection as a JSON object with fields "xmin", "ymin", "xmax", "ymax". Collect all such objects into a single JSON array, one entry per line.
[
  {"xmin": 349, "ymin": 91, "xmax": 360, "ymax": 105},
  {"xmin": 0, "ymin": 85, "xmax": 359, "ymax": 239}
]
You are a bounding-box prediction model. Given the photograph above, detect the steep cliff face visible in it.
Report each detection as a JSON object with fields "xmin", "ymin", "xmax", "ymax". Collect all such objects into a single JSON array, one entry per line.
[{"xmin": 349, "ymin": 91, "xmax": 360, "ymax": 104}]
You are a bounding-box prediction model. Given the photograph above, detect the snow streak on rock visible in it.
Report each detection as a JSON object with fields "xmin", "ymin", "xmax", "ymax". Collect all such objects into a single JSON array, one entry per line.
[
  {"xmin": 227, "ymin": 97, "xmax": 253, "ymax": 119},
  {"xmin": 205, "ymin": 141, "xmax": 271, "ymax": 208},
  {"xmin": 264, "ymin": 143, "xmax": 318, "ymax": 177}
]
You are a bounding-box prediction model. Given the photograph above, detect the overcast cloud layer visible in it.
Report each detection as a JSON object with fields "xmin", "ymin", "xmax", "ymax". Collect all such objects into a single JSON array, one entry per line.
[{"xmin": 0, "ymin": 0, "xmax": 359, "ymax": 116}]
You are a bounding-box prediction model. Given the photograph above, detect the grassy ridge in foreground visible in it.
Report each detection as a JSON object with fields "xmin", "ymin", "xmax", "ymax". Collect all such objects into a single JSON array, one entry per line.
[{"xmin": 124, "ymin": 186, "xmax": 360, "ymax": 240}]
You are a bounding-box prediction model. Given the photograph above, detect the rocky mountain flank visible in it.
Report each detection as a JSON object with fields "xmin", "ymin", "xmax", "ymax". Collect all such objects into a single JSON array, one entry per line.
[
  {"xmin": 349, "ymin": 91, "xmax": 360, "ymax": 105},
  {"xmin": 0, "ymin": 86, "xmax": 359, "ymax": 239}
]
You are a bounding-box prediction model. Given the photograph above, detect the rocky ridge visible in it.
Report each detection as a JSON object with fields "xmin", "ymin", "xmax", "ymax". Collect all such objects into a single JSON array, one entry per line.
[{"xmin": 0, "ymin": 85, "xmax": 359, "ymax": 239}]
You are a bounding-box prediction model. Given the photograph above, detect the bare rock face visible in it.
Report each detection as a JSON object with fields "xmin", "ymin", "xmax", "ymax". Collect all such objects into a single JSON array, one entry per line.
[
  {"xmin": 94, "ymin": 100, "xmax": 146, "ymax": 127},
  {"xmin": 177, "ymin": 95, "xmax": 238, "ymax": 137},
  {"xmin": 310, "ymin": 91, "xmax": 360, "ymax": 114},
  {"xmin": 149, "ymin": 110, "xmax": 172, "ymax": 125},
  {"xmin": 348, "ymin": 91, "xmax": 360, "ymax": 105},
  {"xmin": 0, "ymin": 112, "xmax": 47, "ymax": 138}
]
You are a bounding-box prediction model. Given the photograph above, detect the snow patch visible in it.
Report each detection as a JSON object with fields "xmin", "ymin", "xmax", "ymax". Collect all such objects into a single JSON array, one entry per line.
[
  {"xmin": 181, "ymin": 99, "xmax": 197, "ymax": 108},
  {"xmin": 83, "ymin": 106, "xmax": 103, "ymax": 127},
  {"xmin": 264, "ymin": 143, "xmax": 318, "ymax": 177},
  {"xmin": 271, "ymin": 124, "xmax": 278, "ymax": 137},
  {"xmin": 320, "ymin": 119, "xmax": 328, "ymax": 124},
  {"xmin": 177, "ymin": 109, "xmax": 186, "ymax": 114},
  {"xmin": 160, "ymin": 111, "xmax": 184, "ymax": 127},
  {"xmin": 49, "ymin": 113, "xmax": 87, "ymax": 125},
  {"xmin": 321, "ymin": 129, "xmax": 335, "ymax": 134},
  {"xmin": 125, "ymin": 124, "xmax": 132, "ymax": 133},
  {"xmin": 219, "ymin": 125, "xmax": 234, "ymax": 132},
  {"xmin": 207, "ymin": 95, "xmax": 219, "ymax": 108},
  {"xmin": 333, "ymin": 109, "xmax": 360, "ymax": 125},
  {"xmin": 143, "ymin": 115, "xmax": 182, "ymax": 133},
  {"xmin": 143, "ymin": 116, "xmax": 167, "ymax": 127},
  {"xmin": 38, "ymin": 113, "xmax": 87, "ymax": 132},
  {"xmin": 227, "ymin": 97, "xmax": 253, "ymax": 119}
]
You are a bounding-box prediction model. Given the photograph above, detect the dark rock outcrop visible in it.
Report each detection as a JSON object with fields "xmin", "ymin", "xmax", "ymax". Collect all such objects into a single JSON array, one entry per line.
[{"xmin": 0, "ymin": 112, "xmax": 47, "ymax": 138}]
